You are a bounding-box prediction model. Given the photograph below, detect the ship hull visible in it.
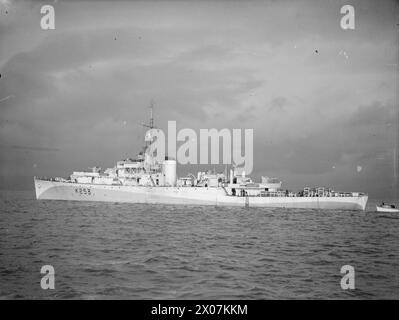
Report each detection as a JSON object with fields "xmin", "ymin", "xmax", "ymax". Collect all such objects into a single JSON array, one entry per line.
[{"xmin": 34, "ymin": 178, "xmax": 368, "ymax": 210}]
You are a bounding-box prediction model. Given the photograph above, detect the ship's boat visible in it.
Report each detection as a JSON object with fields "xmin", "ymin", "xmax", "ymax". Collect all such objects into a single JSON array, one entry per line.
[{"xmin": 376, "ymin": 204, "xmax": 399, "ymax": 213}]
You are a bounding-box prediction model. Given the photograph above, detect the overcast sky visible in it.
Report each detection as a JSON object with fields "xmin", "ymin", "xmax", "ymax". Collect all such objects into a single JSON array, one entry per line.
[{"xmin": 0, "ymin": 0, "xmax": 398, "ymax": 197}]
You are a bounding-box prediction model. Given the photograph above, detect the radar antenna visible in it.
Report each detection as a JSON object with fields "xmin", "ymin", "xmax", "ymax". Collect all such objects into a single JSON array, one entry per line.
[
  {"xmin": 140, "ymin": 101, "xmax": 159, "ymax": 169},
  {"xmin": 141, "ymin": 100, "xmax": 157, "ymax": 129}
]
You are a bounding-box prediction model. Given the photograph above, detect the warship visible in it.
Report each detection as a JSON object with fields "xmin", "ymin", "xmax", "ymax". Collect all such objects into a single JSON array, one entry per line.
[{"xmin": 34, "ymin": 108, "xmax": 368, "ymax": 210}]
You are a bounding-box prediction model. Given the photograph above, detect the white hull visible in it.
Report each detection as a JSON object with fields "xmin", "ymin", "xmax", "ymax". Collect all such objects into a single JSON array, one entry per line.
[
  {"xmin": 34, "ymin": 178, "xmax": 368, "ymax": 210},
  {"xmin": 376, "ymin": 206, "xmax": 399, "ymax": 213}
]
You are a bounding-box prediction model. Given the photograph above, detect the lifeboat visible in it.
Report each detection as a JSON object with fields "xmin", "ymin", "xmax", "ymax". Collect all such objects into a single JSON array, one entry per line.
[{"xmin": 376, "ymin": 204, "xmax": 399, "ymax": 213}]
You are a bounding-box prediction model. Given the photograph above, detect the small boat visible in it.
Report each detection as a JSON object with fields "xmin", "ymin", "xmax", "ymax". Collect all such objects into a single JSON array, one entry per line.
[
  {"xmin": 376, "ymin": 204, "xmax": 399, "ymax": 213},
  {"xmin": 376, "ymin": 148, "xmax": 399, "ymax": 213}
]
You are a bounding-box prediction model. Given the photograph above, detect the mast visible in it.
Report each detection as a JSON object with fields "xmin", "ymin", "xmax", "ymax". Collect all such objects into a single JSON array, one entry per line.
[
  {"xmin": 391, "ymin": 147, "xmax": 398, "ymax": 201},
  {"xmin": 394, "ymin": 147, "xmax": 397, "ymax": 185},
  {"xmin": 142, "ymin": 100, "xmax": 155, "ymax": 130},
  {"xmin": 141, "ymin": 101, "xmax": 157, "ymax": 171},
  {"xmin": 149, "ymin": 100, "xmax": 154, "ymax": 129}
]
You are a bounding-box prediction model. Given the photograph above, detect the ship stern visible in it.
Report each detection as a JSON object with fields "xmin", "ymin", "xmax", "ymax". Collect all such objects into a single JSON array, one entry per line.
[
  {"xmin": 359, "ymin": 194, "xmax": 368, "ymax": 211},
  {"xmin": 33, "ymin": 176, "xmax": 41, "ymax": 200}
]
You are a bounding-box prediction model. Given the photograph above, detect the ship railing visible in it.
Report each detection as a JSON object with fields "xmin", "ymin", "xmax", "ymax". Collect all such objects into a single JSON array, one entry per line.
[
  {"xmin": 36, "ymin": 176, "xmax": 76, "ymax": 183},
  {"xmin": 35, "ymin": 176, "xmax": 58, "ymax": 182},
  {"xmin": 244, "ymin": 190, "xmax": 367, "ymax": 198}
]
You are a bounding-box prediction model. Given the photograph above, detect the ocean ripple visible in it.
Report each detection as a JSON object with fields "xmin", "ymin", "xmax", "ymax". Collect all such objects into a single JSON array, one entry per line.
[{"xmin": 0, "ymin": 191, "xmax": 398, "ymax": 299}]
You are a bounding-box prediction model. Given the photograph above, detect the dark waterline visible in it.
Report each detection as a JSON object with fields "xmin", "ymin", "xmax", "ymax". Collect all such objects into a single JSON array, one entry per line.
[{"xmin": 0, "ymin": 190, "xmax": 398, "ymax": 299}]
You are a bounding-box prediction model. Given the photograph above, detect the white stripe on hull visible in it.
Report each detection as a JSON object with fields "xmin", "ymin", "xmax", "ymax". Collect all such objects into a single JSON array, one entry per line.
[{"xmin": 34, "ymin": 179, "xmax": 368, "ymax": 210}]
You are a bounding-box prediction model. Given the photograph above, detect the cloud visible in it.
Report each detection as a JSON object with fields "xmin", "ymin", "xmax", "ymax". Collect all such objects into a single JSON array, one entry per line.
[
  {"xmin": 253, "ymin": 101, "xmax": 398, "ymax": 176},
  {"xmin": 269, "ymin": 97, "xmax": 288, "ymax": 112}
]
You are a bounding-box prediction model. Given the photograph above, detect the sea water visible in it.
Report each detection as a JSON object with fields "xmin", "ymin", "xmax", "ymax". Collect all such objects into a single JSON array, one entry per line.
[{"xmin": 0, "ymin": 190, "xmax": 398, "ymax": 299}]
